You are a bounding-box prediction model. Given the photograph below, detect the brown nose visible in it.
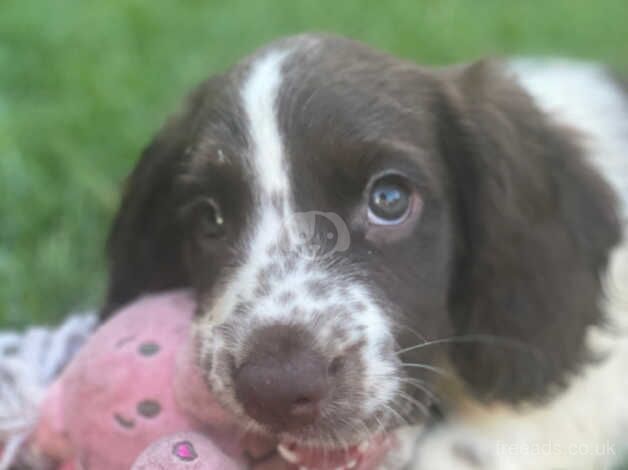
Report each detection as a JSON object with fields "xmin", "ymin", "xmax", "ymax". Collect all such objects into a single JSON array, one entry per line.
[{"xmin": 233, "ymin": 325, "xmax": 329, "ymax": 431}]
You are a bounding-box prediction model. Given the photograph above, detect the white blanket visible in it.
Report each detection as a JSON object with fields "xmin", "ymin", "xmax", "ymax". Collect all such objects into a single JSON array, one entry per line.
[{"xmin": 0, "ymin": 313, "xmax": 97, "ymax": 469}]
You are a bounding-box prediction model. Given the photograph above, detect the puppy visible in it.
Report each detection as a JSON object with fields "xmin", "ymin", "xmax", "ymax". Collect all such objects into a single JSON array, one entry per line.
[{"xmin": 103, "ymin": 34, "xmax": 628, "ymax": 469}]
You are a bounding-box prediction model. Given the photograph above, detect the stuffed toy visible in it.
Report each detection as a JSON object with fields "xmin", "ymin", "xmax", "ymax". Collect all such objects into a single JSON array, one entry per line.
[{"xmin": 0, "ymin": 291, "xmax": 392, "ymax": 469}]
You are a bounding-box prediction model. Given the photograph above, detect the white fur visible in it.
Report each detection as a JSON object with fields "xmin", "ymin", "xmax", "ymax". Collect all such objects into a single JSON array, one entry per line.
[
  {"xmin": 241, "ymin": 50, "xmax": 291, "ymax": 197},
  {"xmin": 399, "ymin": 60, "xmax": 628, "ymax": 470},
  {"xmin": 510, "ymin": 59, "xmax": 628, "ymax": 220}
]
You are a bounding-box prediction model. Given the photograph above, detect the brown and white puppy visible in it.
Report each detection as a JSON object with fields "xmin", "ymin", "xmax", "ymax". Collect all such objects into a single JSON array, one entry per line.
[{"xmin": 103, "ymin": 34, "xmax": 628, "ymax": 469}]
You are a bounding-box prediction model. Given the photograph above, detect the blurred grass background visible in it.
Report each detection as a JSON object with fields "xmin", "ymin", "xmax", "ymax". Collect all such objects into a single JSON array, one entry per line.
[{"xmin": 1, "ymin": 0, "xmax": 627, "ymax": 329}]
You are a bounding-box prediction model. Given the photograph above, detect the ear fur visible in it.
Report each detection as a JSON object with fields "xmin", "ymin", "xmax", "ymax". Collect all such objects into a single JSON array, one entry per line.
[
  {"xmin": 436, "ymin": 60, "xmax": 621, "ymax": 403},
  {"xmin": 101, "ymin": 90, "xmax": 208, "ymax": 318}
]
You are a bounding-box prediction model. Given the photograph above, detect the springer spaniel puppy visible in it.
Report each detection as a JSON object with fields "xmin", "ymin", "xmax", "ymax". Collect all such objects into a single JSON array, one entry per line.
[{"xmin": 102, "ymin": 34, "xmax": 628, "ymax": 469}]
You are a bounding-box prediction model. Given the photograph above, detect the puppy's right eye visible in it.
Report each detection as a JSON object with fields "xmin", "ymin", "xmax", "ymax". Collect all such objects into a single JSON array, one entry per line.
[
  {"xmin": 181, "ymin": 197, "xmax": 226, "ymax": 239},
  {"xmin": 197, "ymin": 198, "xmax": 225, "ymax": 238}
]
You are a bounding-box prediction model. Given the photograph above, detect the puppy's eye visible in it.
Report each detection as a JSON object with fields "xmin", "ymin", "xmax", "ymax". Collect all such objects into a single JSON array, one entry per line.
[
  {"xmin": 368, "ymin": 175, "xmax": 411, "ymax": 225},
  {"xmin": 181, "ymin": 197, "xmax": 226, "ymax": 239},
  {"xmin": 198, "ymin": 198, "xmax": 225, "ymax": 238}
]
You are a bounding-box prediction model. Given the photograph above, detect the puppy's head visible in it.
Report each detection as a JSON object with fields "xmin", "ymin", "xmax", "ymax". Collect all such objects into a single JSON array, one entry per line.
[{"xmin": 105, "ymin": 35, "xmax": 621, "ymax": 449}]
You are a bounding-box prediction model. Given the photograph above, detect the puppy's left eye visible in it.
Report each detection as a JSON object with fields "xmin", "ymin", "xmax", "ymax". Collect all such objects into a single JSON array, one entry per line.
[{"xmin": 368, "ymin": 175, "xmax": 411, "ymax": 225}]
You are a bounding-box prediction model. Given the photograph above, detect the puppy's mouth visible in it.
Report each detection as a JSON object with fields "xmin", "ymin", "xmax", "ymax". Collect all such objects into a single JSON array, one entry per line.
[
  {"xmin": 233, "ymin": 391, "xmax": 434, "ymax": 469},
  {"xmin": 234, "ymin": 405, "xmax": 399, "ymax": 468},
  {"xmin": 242, "ymin": 433, "xmax": 393, "ymax": 469},
  {"xmin": 211, "ymin": 374, "xmax": 406, "ymax": 469},
  {"xmin": 279, "ymin": 437, "xmax": 392, "ymax": 469}
]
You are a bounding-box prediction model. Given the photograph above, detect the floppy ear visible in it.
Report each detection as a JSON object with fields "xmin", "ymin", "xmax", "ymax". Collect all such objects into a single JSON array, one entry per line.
[
  {"xmin": 436, "ymin": 60, "xmax": 621, "ymax": 403},
  {"xmin": 102, "ymin": 92, "xmax": 207, "ymax": 318},
  {"xmin": 103, "ymin": 131, "xmax": 187, "ymax": 318}
]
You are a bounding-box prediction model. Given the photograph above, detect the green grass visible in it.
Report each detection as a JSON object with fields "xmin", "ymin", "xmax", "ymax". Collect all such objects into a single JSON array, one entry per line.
[{"xmin": 1, "ymin": 0, "xmax": 627, "ymax": 328}]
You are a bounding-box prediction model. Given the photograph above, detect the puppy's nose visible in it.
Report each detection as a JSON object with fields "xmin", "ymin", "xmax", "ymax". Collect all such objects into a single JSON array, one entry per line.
[{"xmin": 234, "ymin": 325, "xmax": 329, "ymax": 431}]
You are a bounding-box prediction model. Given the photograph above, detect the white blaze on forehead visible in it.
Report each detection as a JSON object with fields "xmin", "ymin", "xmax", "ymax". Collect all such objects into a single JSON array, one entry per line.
[
  {"xmin": 204, "ymin": 50, "xmax": 293, "ymax": 325},
  {"xmin": 241, "ymin": 49, "xmax": 291, "ymax": 197}
]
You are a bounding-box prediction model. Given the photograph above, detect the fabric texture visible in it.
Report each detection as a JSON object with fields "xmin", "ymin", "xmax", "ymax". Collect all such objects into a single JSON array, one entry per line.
[{"xmin": 0, "ymin": 313, "xmax": 96, "ymax": 469}]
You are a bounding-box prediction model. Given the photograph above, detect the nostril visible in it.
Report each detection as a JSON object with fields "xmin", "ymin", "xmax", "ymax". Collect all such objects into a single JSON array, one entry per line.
[
  {"xmin": 328, "ymin": 355, "xmax": 344, "ymax": 376},
  {"xmin": 293, "ymin": 396, "xmax": 313, "ymax": 407},
  {"xmin": 290, "ymin": 396, "xmax": 319, "ymax": 418}
]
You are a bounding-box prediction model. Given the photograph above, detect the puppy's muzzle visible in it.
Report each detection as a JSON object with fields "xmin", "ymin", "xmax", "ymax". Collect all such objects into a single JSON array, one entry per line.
[{"xmin": 233, "ymin": 324, "xmax": 333, "ymax": 432}]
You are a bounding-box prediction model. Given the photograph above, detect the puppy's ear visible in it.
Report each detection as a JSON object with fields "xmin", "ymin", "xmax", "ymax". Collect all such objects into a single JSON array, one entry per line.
[
  {"xmin": 436, "ymin": 60, "xmax": 621, "ymax": 403},
  {"xmin": 102, "ymin": 93, "xmax": 205, "ymax": 318}
]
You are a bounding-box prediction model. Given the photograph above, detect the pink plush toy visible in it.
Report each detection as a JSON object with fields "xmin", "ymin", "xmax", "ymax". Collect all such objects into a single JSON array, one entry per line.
[
  {"xmin": 29, "ymin": 290, "xmax": 244, "ymax": 469},
  {"xmin": 21, "ymin": 290, "xmax": 392, "ymax": 469}
]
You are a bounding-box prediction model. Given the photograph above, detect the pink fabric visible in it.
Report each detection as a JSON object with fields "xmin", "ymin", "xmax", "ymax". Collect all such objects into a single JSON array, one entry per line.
[
  {"xmin": 132, "ymin": 432, "xmax": 242, "ymax": 470},
  {"xmin": 33, "ymin": 291, "xmax": 243, "ymax": 469}
]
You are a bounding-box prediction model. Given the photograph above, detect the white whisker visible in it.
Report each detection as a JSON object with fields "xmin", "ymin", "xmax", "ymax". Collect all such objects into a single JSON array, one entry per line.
[
  {"xmin": 380, "ymin": 402, "xmax": 410, "ymax": 427},
  {"xmin": 400, "ymin": 362, "xmax": 453, "ymax": 377},
  {"xmin": 398, "ymin": 377, "xmax": 442, "ymax": 404},
  {"xmin": 395, "ymin": 390, "xmax": 431, "ymax": 419},
  {"xmin": 396, "ymin": 334, "xmax": 544, "ymax": 359}
]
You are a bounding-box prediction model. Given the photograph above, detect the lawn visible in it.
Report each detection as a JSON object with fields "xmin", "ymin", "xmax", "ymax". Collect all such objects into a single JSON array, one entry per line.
[{"xmin": 1, "ymin": 0, "xmax": 627, "ymax": 329}]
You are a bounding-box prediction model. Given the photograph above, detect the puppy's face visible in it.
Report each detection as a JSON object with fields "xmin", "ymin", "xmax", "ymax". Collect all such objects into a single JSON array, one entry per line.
[
  {"xmin": 182, "ymin": 44, "xmax": 455, "ymax": 444},
  {"xmin": 105, "ymin": 35, "xmax": 620, "ymax": 451}
]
